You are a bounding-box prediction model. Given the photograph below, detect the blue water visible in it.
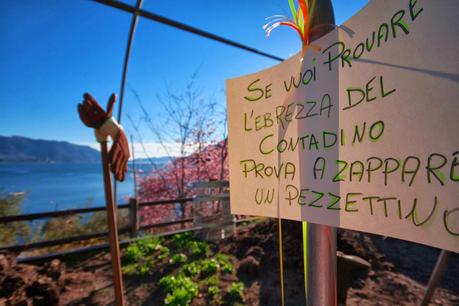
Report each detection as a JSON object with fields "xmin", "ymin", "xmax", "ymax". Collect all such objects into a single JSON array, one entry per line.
[{"xmin": 0, "ymin": 163, "xmax": 151, "ymax": 214}]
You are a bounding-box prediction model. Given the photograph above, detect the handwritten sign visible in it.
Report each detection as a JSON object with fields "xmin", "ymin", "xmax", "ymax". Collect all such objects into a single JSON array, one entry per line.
[{"xmin": 226, "ymin": 0, "xmax": 459, "ymax": 253}]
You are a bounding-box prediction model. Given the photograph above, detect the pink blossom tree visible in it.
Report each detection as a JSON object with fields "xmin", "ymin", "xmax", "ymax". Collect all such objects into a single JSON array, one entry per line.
[{"xmin": 128, "ymin": 73, "xmax": 228, "ymax": 225}]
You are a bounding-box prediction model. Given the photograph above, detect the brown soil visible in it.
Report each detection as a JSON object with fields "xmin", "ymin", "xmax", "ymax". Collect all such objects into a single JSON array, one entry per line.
[{"xmin": 1, "ymin": 219, "xmax": 458, "ymax": 305}]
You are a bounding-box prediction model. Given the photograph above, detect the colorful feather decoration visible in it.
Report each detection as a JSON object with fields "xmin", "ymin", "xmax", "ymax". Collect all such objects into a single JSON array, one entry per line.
[{"xmin": 263, "ymin": 0, "xmax": 318, "ymax": 49}]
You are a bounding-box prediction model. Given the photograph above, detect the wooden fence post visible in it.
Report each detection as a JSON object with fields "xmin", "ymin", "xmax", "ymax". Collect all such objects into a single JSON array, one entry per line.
[
  {"xmin": 190, "ymin": 181, "xmax": 231, "ymax": 240},
  {"xmin": 221, "ymin": 195, "xmax": 235, "ymax": 238},
  {"xmin": 129, "ymin": 197, "xmax": 139, "ymax": 238}
]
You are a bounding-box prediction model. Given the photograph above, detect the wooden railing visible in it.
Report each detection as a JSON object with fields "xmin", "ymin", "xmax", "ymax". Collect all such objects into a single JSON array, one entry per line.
[
  {"xmin": 0, "ymin": 181, "xmax": 259, "ymax": 263},
  {"xmin": 0, "ymin": 197, "xmax": 193, "ymax": 254}
]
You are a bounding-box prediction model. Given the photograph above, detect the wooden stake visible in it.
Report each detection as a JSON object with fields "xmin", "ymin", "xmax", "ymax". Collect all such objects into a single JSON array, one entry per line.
[
  {"xmin": 277, "ymin": 218, "xmax": 285, "ymax": 306},
  {"xmin": 420, "ymin": 250, "xmax": 450, "ymax": 306},
  {"xmin": 302, "ymin": 221, "xmax": 308, "ymax": 301},
  {"xmin": 100, "ymin": 141, "xmax": 125, "ymax": 306}
]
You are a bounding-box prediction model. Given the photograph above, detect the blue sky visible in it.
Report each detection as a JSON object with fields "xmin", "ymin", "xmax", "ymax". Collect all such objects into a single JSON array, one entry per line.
[{"xmin": 0, "ymin": 0, "xmax": 368, "ymax": 157}]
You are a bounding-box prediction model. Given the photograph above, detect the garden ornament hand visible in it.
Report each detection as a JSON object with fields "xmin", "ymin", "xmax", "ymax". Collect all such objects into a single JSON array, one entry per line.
[
  {"xmin": 77, "ymin": 93, "xmax": 130, "ymax": 181},
  {"xmin": 108, "ymin": 130, "xmax": 129, "ymax": 182},
  {"xmin": 78, "ymin": 93, "xmax": 115, "ymax": 129}
]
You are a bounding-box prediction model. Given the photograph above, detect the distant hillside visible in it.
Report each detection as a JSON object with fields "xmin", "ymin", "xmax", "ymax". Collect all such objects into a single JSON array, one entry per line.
[
  {"xmin": 133, "ymin": 156, "xmax": 171, "ymax": 167},
  {"xmin": 0, "ymin": 136, "xmax": 100, "ymax": 163}
]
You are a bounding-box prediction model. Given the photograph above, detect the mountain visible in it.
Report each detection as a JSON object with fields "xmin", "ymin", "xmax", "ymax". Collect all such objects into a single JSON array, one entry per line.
[
  {"xmin": 0, "ymin": 136, "xmax": 100, "ymax": 163},
  {"xmin": 133, "ymin": 156, "xmax": 171, "ymax": 167}
]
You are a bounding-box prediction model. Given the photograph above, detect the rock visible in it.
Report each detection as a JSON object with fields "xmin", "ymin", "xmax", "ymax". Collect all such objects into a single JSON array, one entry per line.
[
  {"xmin": 245, "ymin": 246, "xmax": 264, "ymax": 262},
  {"xmin": 0, "ymin": 275, "xmax": 25, "ymax": 298},
  {"xmin": 62, "ymin": 285, "xmax": 72, "ymax": 293},
  {"xmin": 0, "ymin": 252, "xmax": 16, "ymax": 272},
  {"xmin": 33, "ymin": 296, "xmax": 49, "ymax": 306},
  {"xmin": 0, "ymin": 272, "xmax": 6, "ymax": 286},
  {"xmin": 238, "ymin": 256, "xmax": 260, "ymax": 276},
  {"xmin": 25, "ymin": 277, "xmax": 59, "ymax": 305},
  {"xmin": 337, "ymin": 251, "xmax": 371, "ymax": 305},
  {"xmin": 14, "ymin": 299, "xmax": 28, "ymax": 306},
  {"xmin": 45, "ymin": 259, "xmax": 63, "ymax": 281}
]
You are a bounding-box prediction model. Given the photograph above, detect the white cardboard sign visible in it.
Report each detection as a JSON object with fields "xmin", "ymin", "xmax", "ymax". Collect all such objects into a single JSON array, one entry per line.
[{"xmin": 226, "ymin": 0, "xmax": 459, "ymax": 253}]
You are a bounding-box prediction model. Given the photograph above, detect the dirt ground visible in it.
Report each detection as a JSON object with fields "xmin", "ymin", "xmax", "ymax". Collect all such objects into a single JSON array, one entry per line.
[{"xmin": 1, "ymin": 219, "xmax": 458, "ymax": 305}]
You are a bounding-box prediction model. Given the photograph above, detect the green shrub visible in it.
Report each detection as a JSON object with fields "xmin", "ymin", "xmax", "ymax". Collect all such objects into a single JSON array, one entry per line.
[
  {"xmin": 215, "ymin": 254, "xmax": 233, "ymax": 274},
  {"xmin": 137, "ymin": 264, "xmax": 150, "ymax": 277},
  {"xmin": 123, "ymin": 232, "xmax": 241, "ymax": 304},
  {"xmin": 125, "ymin": 244, "xmax": 143, "ymax": 263},
  {"xmin": 205, "ymin": 275, "xmax": 219, "ymax": 287},
  {"xmin": 159, "ymin": 275, "xmax": 198, "ymax": 306},
  {"xmin": 122, "ymin": 235, "xmax": 166, "ymax": 276},
  {"xmin": 220, "ymin": 262, "xmax": 233, "ymax": 274},
  {"xmin": 137, "ymin": 235, "xmax": 163, "ymax": 254},
  {"xmin": 207, "ymin": 285, "xmax": 219, "ymax": 297},
  {"xmin": 121, "ymin": 263, "xmax": 137, "ymax": 275},
  {"xmin": 137, "ymin": 258, "xmax": 154, "ymax": 277},
  {"xmin": 164, "ymin": 287, "xmax": 196, "ymax": 306},
  {"xmin": 182, "ymin": 262, "xmax": 201, "ymax": 277},
  {"xmin": 124, "ymin": 235, "xmax": 163, "ymax": 264},
  {"xmin": 227, "ymin": 282, "xmax": 244, "ymax": 301},
  {"xmin": 188, "ymin": 241, "xmax": 210, "ymax": 256},
  {"xmin": 215, "ymin": 253, "xmax": 230, "ymax": 262},
  {"xmin": 0, "ymin": 192, "xmax": 29, "ymax": 246},
  {"xmin": 172, "ymin": 232, "xmax": 193, "ymax": 249},
  {"xmin": 170, "ymin": 253, "xmax": 188, "ymax": 264},
  {"xmin": 158, "ymin": 246, "xmax": 170, "ymax": 260},
  {"xmin": 201, "ymin": 259, "xmax": 219, "ymax": 275},
  {"xmin": 159, "ymin": 275, "xmax": 176, "ymax": 292}
]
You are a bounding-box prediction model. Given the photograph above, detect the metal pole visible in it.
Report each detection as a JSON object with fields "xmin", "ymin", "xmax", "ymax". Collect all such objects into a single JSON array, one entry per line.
[
  {"xmin": 307, "ymin": 224, "xmax": 337, "ymax": 305},
  {"xmin": 278, "ymin": 218, "xmax": 285, "ymax": 306},
  {"xmin": 101, "ymin": 142, "xmax": 125, "ymax": 306},
  {"xmin": 130, "ymin": 135, "xmax": 138, "ymax": 200},
  {"xmin": 92, "ymin": 0, "xmax": 284, "ymax": 62},
  {"xmin": 117, "ymin": 0, "xmax": 143, "ymax": 124},
  {"xmin": 420, "ymin": 250, "xmax": 451, "ymax": 306},
  {"xmin": 129, "ymin": 197, "xmax": 139, "ymax": 238},
  {"xmin": 113, "ymin": 0, "xmax": 143, "ymax": 203},
  {"xmin": 129, "ymin": 135, "xmax": 139, "ymax": 238},
  {"xmin": 306, "ymin": 1, "xmax": 337, "ymax": 305}
]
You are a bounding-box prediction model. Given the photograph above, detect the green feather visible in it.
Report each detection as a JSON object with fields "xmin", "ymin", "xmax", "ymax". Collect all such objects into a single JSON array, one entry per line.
[
  {"xmin": 288, "ymin": 0, "xmax": 298, "ymax": 23},
  {"xmin": 308, "ymin": 0, "xmax": 317, "ymax": 28},
  {"xmin": 298, "ymin": 9, "xmax": 304, "ymax": 36}
]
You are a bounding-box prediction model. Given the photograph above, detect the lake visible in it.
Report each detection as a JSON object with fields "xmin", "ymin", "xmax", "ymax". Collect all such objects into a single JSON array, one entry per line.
[{"xmin": 0, "ymin": 163, "xmax": 154, "ymax": 214}]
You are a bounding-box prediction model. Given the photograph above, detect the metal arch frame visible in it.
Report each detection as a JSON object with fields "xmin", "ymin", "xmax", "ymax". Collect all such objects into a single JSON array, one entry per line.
[
  {"xmin": 92, "ymin": 0, "xmax": 285, "ymax": 64},
  {"xmin": 112, "ymin": 0, "xmax": 143, "ymax": 202},
  {"xmin": 92, "ymin": 2, "xmax": 284, "ymax": 304},
  {"xmin": 116, "ymin": 0, "xmax": 144, "ymax": 124},
  {"xmin": 96, "ymin": 0, "xmax": 286, "ymax": 201}
]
